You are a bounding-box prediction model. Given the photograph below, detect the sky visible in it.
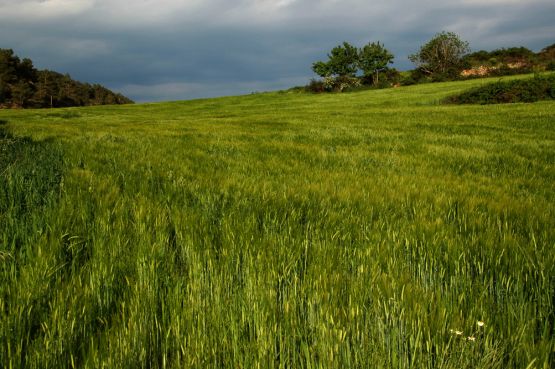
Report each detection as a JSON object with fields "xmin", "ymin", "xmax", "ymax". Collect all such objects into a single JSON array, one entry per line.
[{"xmin": 1, "ymin": 0, "xmax": 554, "ymax": 102}]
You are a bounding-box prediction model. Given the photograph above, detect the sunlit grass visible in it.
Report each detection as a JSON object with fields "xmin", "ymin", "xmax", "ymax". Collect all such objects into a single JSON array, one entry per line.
[{"xmin": 1, "ymin": 74, "xmax": 554, "ymax": 368}]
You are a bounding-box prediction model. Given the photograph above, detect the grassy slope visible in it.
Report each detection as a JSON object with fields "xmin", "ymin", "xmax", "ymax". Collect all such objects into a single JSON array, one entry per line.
[{"xmin": 1, "ymin": 75, "xmax": 554, "ymax": 368}]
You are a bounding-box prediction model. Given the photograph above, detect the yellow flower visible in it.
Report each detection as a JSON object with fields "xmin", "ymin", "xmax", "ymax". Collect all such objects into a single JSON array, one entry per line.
[
  {"xmin": 477, "ymin": 321, "xmax": 485, "ymax": 327},
  {"xmin": 467, "ymin": 336, "xmax": 476, "ymax": 341}
]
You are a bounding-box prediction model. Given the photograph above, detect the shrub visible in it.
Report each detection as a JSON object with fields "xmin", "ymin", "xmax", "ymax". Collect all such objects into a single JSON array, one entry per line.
[
  {"xmin": 330, "ymin": 75, "xmax": 361, "ymax": 92},
  {"xmin": 488, "ymin": 64, "xmax": 533, "ymax": 77},
  {"xmin": 445, "ymin": 74, "xmax": 555, "ymax": 104},
  {"xmin": 382, "ymin": 68, "xmax": 401, "ymax": 87},
  {"xmin": 360, "ymin": 68, "xmax": 401, "ymax": 88},
  {"xmin": 305, "ymin": 79, "xmax": 326, "ymax": 93},
  {"xmin": 401, "ymin": 68, "xmax": 429, "ymax": 86},
  {"xmin": 305, "ymin": 76, "xmax": 361, "ymax": 93}
]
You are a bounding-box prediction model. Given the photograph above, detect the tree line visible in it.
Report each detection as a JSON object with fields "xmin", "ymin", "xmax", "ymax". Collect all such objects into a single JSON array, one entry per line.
[
  {"xmin": 0, "ymin": 49, "xmax": 133, "ymax": 109},
  {"xmin": 308, "ymin": 32, "xmax": 555, "ymax": 93}
]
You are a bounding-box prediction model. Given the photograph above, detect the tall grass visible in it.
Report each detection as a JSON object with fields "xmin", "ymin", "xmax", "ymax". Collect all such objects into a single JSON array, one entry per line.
[{"xmin": 1, "ymin": 75, "xmax": 554, "ymax": 368}]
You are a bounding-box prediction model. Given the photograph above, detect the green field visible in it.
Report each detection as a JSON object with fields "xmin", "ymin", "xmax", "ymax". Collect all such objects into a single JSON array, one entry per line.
[{"xmin": 1, "ymin": 76, "xmax": 554, "ymax": 368}]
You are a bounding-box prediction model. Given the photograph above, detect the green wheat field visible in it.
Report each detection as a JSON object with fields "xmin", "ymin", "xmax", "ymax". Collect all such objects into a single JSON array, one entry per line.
[{"xmin": 1, "ymin": 76, "xmax": 554, "ymax": 368}]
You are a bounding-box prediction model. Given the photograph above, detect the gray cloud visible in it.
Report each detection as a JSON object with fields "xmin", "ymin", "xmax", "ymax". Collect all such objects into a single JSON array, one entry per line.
[{"xmin": 1, "ymin": 0, "xmax": 554, "ymax": 102}]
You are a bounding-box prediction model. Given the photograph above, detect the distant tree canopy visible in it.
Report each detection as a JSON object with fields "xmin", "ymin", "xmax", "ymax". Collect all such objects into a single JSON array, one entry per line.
[
  {"xmin": 539, "ymin": 44, "xmax": 555, "ymax": 70},
  {"xmin": 308, "ymin": 35, "xmax": 555, "ymax": 92},
  {"xmin": 409, "ymin": 31, "xmax": 470, "ymax": 79},
  {"xmin": 312, "ymin": 41, "xmax": 395, "ymax": 86},
  {"xmin": 463, "ymin": 47, "xmax": 536, "ymax": 67},
  {"xmin": 312, "ymin": 42, "xmax": 359, "ymax": 78},
  {"xmin": 0, "ymin": 49, "xmax": 133, "ymax": 108},
  {"xmin": 538, "ymin": 44, "xmax": 555, "ymax": 60},
  {"xmin": 358, "ymin": 42, "xmax": 394, "ymax": 85}
]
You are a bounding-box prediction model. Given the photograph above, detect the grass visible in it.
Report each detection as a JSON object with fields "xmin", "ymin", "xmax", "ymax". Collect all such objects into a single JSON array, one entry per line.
[{"xmin": 1, "ymin": 74, "xmax": 554, "ymax": 368}]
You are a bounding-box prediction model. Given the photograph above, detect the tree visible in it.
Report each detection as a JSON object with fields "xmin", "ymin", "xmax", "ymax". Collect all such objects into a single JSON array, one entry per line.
[
  {"xmin": 358, "ymin": 41, "xmax": 394, "ymax": 85},
  {"xmin": 0, "ymin": 49, "xmax": 18, "ymax": 104},
  {"xmin": 17, "ymin": 58, "xmax": 37, "ymax": 82},
  {"xmin": 312, "ymin": 61, "xmax": 331, "ymax": 78},
  {"xmin": 539, "ymin": 43, "xmax": 555, "ymax": 61},
  {"xmin": 11, "ymin": 80, "xmax": 34, "ymax": 107},
  {"xmin": 312, "ymin": 42, "xmax": 359, "ymax": 78},
  {"xmin": 34, "ymin": 70, "xmax": 57, "ymax": 108},
  {"xmin": 0, "ymin": 48, "xmax": 133, "ymax": 108},
  {"xmin": 327, "ymin": 42, "xmax": 359, "ymax": 77},
  {"xmin": 12, "ymin": 57, "xmax": 37, "ymax": 107},
  {"xmin": 409, "ymin": 31, "xmax": 470, "ymax": 78}
]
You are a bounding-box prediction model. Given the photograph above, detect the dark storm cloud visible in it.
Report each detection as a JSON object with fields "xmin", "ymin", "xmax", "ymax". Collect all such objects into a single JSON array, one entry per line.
[{"xmin": 1, "ymin": 0, "xmax": 554, "ymax": 102}]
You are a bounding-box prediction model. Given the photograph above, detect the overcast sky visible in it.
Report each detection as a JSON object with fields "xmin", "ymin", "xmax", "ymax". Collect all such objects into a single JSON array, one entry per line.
[{"xmin": 1, "ymin": 0, "xmax": 554, "ymax": 102}]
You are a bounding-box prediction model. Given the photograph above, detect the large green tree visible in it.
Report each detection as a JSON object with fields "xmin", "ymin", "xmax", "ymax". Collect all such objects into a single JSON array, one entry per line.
[
  {"xmin": 358, "ymin": 41, "xmax": 394, "ymax": 85},
  {"xmin": 312, "ymin": 42, "xmax": 359, "ymax": 78},
  {"xmin": 409, "ymin": 31, "xmax": 470, "ymax": 78},
  {"xmin": 311, "ymin": 61, "xmax": 331, "ymax": 78}
]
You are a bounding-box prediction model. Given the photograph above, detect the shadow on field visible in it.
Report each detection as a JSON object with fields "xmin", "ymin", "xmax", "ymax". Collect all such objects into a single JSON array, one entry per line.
[
  {"xmin": 0, "ymin": 119, "xmax": 64, "ymax": 209},
  {"xmin": 1, "ymin": 121, "xmax": 72, "ymax": 368},
  {"xmin": 0, "ymin": 119, "xmax": 12, "ymax": 140}
]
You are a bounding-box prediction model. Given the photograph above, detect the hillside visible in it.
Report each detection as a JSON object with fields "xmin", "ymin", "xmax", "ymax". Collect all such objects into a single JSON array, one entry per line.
[
  {"xmin": 0, "ymin": 49, "xmax": 133, "ymax": 108},
  {"xmin": 1, "ymin": 76, "xmax": 554, "ymax": 368}
]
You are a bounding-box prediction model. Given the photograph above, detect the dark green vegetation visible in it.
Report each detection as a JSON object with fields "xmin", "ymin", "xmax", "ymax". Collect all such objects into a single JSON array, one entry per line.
[
  {"xmin": 408, "ymin": 41, "xmax": 555, "ymax": 83},
  {"xmin": 312, "ymin": 42, "xmax": 360, "ymax": 79},
  {"xmin": 0, "ymin": 49, "xmax": 133, "ymax": 109},
  {"xmin": 446, "ymin": 74, "xmax": 555, "ymax": 104},
  {"xmin": 310, "ymin": 41, "xmax": 398, "ymax": 92},
  {"xmin": 409, "ymin": 31, "xmax": 470, "ymax": 80},
  {"xmin": 308, "ymin": 35, "xmax": 555, "ymax": 93},
  {"xmin": 1, "ymin": 76, "xmax": 554, "ymax": 368},
  {"xmin": 463, "ymin": 44, "xmax": 555, "ymax": 72},
  {"xmin": 358, "ymin": 42, "xmax": 395, "ymax": 85},
  {"xmin": 312, "ymin": 41, "xmax": 394, "ymax": 84}
]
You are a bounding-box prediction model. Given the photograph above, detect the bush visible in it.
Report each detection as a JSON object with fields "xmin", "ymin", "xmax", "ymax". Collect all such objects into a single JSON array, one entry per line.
[
  {"xmin": 401, "ymin": 68, "xmax": 429, "ymax": 86},
  {"xmin": 305, "ymin": 79, "xmax": 326, "ymax": 93},
  {"xmin": 430, "ymin": 69, "xmax": 461, "ymax": 82},
  {"xmin": 305, "ymin": 76, "xmax": 362, "ymax": 93},
  {"xmin": 488, "ymin": 64, "xmax": 533, "ymax": 77},
  {"xmin": 329, "ymin": 76, "xmax": 361, "ymax": 92},
  {"xmin": 445, "ymin": 75, "xmax": 555, "ymax": 104},
  {"xmin": 547, "ymin": 61, "xmax": 555, "ymax": 71},
  {"xmin": 360, "ymin": 68, "xmax": 401, "ymax": 88},
  {"xmin": 382, "ymin": 68, "xmax": 401, "ymax": 87}
]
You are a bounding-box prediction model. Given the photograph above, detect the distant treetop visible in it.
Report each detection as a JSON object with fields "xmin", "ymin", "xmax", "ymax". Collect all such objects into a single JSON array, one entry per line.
[
  {"xmin": 409, "ymin": 31, "xmax": 470, "ymax": 79},
  {"xmin": 0, "ymin": 48, "xmax": 133, "ymax": 109}
]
